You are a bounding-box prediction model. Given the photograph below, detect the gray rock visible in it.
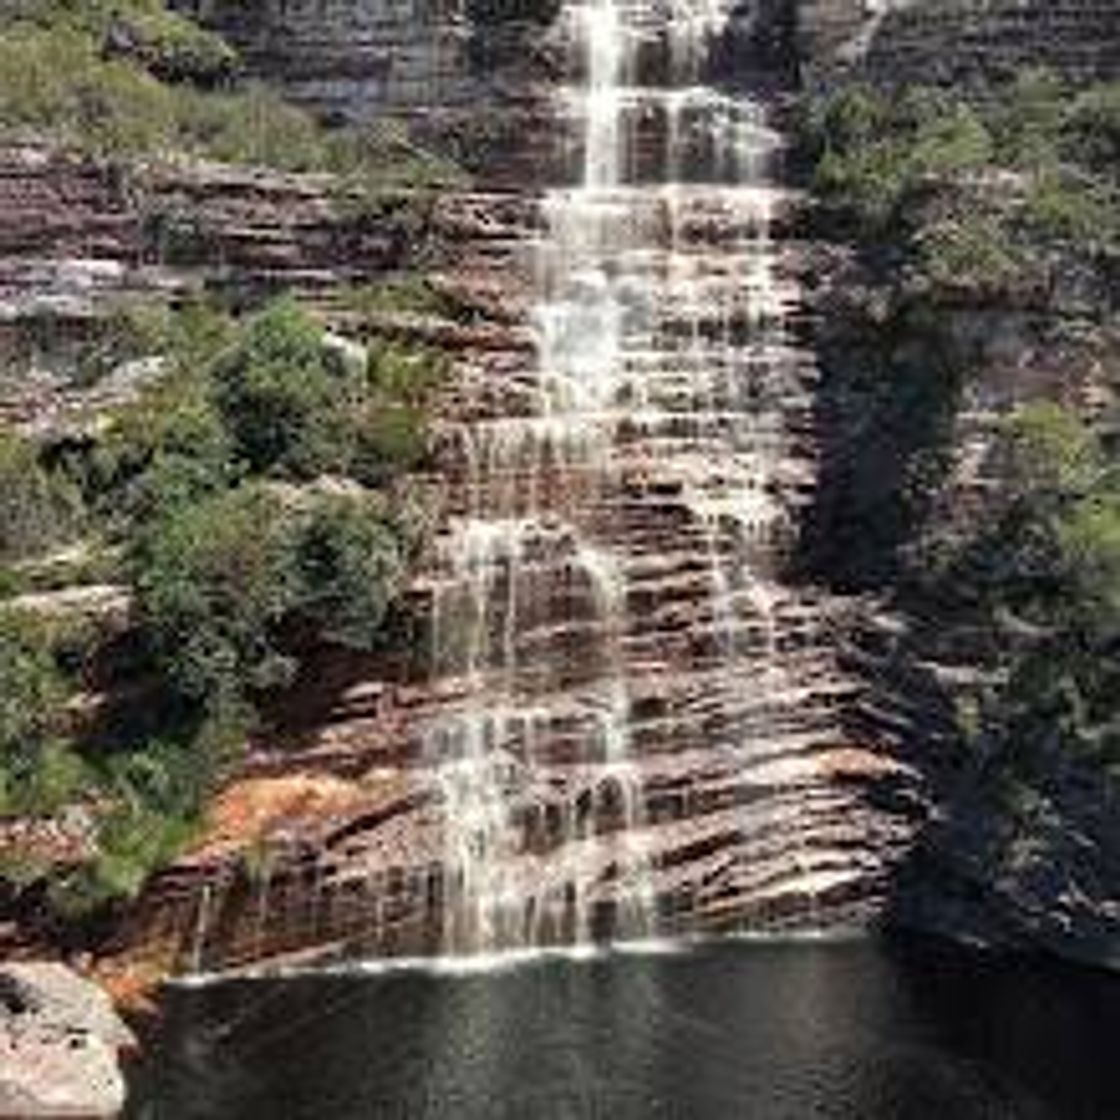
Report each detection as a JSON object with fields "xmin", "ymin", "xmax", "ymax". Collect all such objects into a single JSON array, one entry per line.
[{"xmin": 0, "ymin": 963, "xmax": 135, "ymax": 1118}]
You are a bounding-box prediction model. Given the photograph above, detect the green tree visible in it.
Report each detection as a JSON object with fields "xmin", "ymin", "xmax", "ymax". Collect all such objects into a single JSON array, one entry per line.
[
  {"xmin": 209, "ymin": 301, "xmax": 350, "ymax": 478},
  {"xmin": 131, "ymin": 484, "xmax": 298, "ymax": 709},
  {"xmin": 292, "ymin": 494, "xmax": 405, "ymax": 649},
  {"xmin": 89, "ymin": 377, "xmax": 235, "ymax": 527}
]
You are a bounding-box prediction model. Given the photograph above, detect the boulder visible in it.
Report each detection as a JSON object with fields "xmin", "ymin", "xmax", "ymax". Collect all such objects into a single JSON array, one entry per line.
[{"xmin": 0, "ymin": 963, "xmax": 135, "ymax": 1118}]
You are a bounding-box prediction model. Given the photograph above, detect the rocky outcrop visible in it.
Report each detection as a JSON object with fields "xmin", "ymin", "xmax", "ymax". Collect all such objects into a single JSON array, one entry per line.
[
  {"xmin": 175, "ymin": 0, "xmax": 1120, "ymax": 135},
  {"xmin": 0, "ymin": 141, "xmax": 476, "ymax": 432},
  {"xmin": 0, "ymin": 143, "xmax": 429, "ymax": 321},
  {"xmin": 170, "ymin": 0, "xmax": 563, "ymax": 184},
  {"xmin": 841, "ymin": 601, "xmax": 1120, "ymax": 969},
  {"xmin": 0, "ymin": 962, "xmax": 135, "ymax": 1118}
]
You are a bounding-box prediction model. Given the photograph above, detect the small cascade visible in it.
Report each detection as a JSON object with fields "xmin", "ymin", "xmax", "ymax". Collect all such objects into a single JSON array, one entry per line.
[{"xmin": 425, "ymin": 0, "xmax": 832, "ymax": 955}]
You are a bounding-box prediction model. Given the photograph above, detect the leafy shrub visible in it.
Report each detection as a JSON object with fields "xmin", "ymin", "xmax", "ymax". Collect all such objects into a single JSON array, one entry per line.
[
  {"xmin": 87, "ymin": 373, "xmax": 236, "ymax": 527},
  {"xmin": 131, "ymin": 481, "xmax": 416, "ymax": 711},
  {"xmin": 209, "ymin": 300, "xmax": 350, "ymax": 478},
  {"xmin": 175, "ymin": 83, "xmax": 331, "ymax": 172},
  {"xmin": 345, "ymin": 338, "xmax": 446, "ymax": 482},
  {"xmin": 907, "ymin": 103, "xmax": 994, "ymax": 178},
  {"xmin": 131, "ymin": 484, "xmax": 298, "ymax": 708},
  {"xmin": 1004, "ymin": 402, "xmax": 1101, "ymax": 500},
  {"xmin": 1058, "ymin": 491, "xmax": 1120, "ymax": 625},
  {"xmin": 49, "ymin": 801, "xmax": 196, "ymax": 912},
  {"xmin": 0, "ymin": 24, "xmax": 181, "ymax": 156},
  {"xmin": 102, "ymin": 3, "xmax": 238, "ymax": 87},
  {"xmin": 1063, "ymin": 85, "xmax": 1120, "ymax": 179},
  {"xmin": 1021, "ymin": 170, "xmax": 1118, "ymax": 250},
  {"xmin": 916, "ymin": 211, "xmax": 1023, "ymax": 292},
  {"xmin": 338, "ymin": 276, "xmax": 456, "ymax": 319},
  {"xmin": 803, "ymin": 72, "xmax": 1120, "ymax": 275},
  {"xmin": 1, "ymin": 740, "xmax": 88, "ymax": 817},
  {"xmin": 0, "ymin": 0, "xmax": 237, "ymax": 86},
  {"xmin": 0, "ymin": 434, "xmax": 82, "ymax": 561},
  {"xmin": 987, "ymin": 68, "xmax": 1068, "ymax": 170},
  {"xmin": 804, "ymin": 86, "xmax": 992, "ymax": 237},
  {"xmin": 72, "ymin": 301, "xmax": 172, "ymax": 387},
  {"xmin": 0, "ymin": 610, "xmax": 65, "ymax": 755},
  {"xmin": 207, "ymin": 299, "xmax": 443, "ymax": 483},
  {"xmin": 0, "ymin": 609, "xmax": 84, "ymax": 816},
  {"xmin": 292, "ymin": 494, "xmax": 405, "ymax": 649}
]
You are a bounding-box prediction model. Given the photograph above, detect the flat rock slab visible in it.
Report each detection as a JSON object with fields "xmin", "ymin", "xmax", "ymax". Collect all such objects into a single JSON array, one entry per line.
[{"xmin": 1, "ymin": 963, "xmax": 135, "ymax": 1118}]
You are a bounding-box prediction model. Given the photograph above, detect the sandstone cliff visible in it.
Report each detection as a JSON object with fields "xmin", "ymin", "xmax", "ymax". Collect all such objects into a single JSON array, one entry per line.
[{"xmin": 4, "ymin": 0, "xmax": 1120, "ymax": 978}]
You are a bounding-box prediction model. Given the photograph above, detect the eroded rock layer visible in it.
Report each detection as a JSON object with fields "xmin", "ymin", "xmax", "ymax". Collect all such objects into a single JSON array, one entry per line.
[{"xmin": 798, "ymin": 0, "xmax": 1120, "ymax": 86}]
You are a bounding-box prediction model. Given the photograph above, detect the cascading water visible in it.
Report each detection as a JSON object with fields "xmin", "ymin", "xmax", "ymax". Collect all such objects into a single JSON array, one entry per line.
[{"xmin": 427, "ymin": 0, "xmax": 808, "ymax": 954}]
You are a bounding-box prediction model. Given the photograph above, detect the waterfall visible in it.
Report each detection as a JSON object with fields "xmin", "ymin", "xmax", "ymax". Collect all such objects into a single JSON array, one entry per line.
[{"xmin": 428, "ymin": 0, "xmax": 801, "ymax": 954}]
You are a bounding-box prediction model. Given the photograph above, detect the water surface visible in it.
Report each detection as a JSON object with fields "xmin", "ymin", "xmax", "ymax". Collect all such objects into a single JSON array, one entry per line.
[{"xmin": 130, "ymin": 936, "xmax": 1120, "ymax": 1119}]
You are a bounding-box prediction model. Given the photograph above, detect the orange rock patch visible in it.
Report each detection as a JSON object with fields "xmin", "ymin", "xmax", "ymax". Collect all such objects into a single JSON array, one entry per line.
[
  {"xmin": 190, "ymin": 774, "xmax": 370, "ymax": 859},
  {"xmin": 817, "ymin": 745, "xmax": 909, "ymax": 779}
]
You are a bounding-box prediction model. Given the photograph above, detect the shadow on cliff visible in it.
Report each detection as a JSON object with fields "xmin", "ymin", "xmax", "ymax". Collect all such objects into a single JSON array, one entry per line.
[
  {"xmin": 254, "ymin": 604, "xmax": 429, "ymax": 763},
  {"xmin": 794, "ymin": 275, "xmax": 1120, "ymax": 962}
]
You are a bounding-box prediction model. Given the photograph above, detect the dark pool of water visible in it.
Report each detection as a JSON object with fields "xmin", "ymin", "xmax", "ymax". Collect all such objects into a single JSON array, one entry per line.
[{"xmin": 128, "ymin": 935, "xmax": 1120, "ymax": 1119}]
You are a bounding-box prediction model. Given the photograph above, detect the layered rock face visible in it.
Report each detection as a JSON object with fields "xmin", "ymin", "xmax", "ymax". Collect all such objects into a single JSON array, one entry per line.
[
  {"xmin": 106, "ymin": 0, "xmax": 927, "ymax": 975},
  {"xmin": 796, "ymin": 13, "xmax": 1120, "ymax": 966},
  {"xmin": 0, "ymin": 145, "xmax": 426, "ymax": 427},
  {"xmin": 172, "ymin": 0, "xmax": 479, "ymax": 118},
  {"xmin": 797, "ymin": 0, "xmax": 1120, "ymax": 86},
  {"xmin": 18, "ymin": 0, "xmax": 1119, "ymax": 978},
  {"xmin": 170, "ymin": 0, "xmax": 563, "ymax": 183},
  {"xmin": 175, "ymin": 0, "xmax": 1120, "ymax": 139}
]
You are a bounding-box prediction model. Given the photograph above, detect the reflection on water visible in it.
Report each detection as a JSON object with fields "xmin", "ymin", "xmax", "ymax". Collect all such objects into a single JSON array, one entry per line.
[{"xmin": 130, "ymin": 936, "xmax": 1120, "ymax": 1119}]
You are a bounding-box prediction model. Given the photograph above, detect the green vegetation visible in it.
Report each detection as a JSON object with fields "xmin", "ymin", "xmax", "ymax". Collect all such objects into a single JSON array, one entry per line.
[
  {"xmin": 0, "ymin": 3, "xmax": 457, "ymax": 930},
  {"xmin": 292, "ymin": 492, "xmax": 407, "ymax": 649},
  {"xmin": 0, "ymin": 609, "xmax": 80, "ymax": 815},
  {"xmin": 0, "ymin": 0, "xmax": 464, "ymax": 184},
  {"xmin": 0, "ymin": 296, "xmax": 442, "ymax": 913},
  {"xmin": 801, "ymin": 71, "xmax": 1120, "ymax": 588},
  {"xmin": 209, "ymin": 302, "xmax": 353, "ymax": 477},
  {"xmin": 0, "ymin": 0, "xmax": 238, "ymax": 86},
  {"xmin": 917, "ymin": 404, "xmax": 1120, "ymax": 801},
  {"xmin": 801, "ymin": 69, "xmax": 1120, "ymax": 858},
  {"xmin": 133, "ymin": 484, "xmax": 299, "ymax": 708},
  {"xmin": 0, "ymin": 434, "xmax": 83, "ymax": 561},
  {"xmin": 801, "ymin": 70, "xmax": 1120, "ymax": 287}
]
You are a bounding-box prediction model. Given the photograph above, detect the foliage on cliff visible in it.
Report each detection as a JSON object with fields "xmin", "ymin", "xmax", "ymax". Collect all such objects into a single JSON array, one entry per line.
[
  {"xmin": 0, "ymin": 0, "xmax": 462, "ymax": 185},
  {"xmin": 0, "ymin": 610, "xmax": 78, "ymax": 817},
  {"xmin": 802, "ymin": 69, "xmax": 1120, "ymax": 277},
  {"xmin": 0, "ymin": 297, "xmax": 443, "ymax": 913},
  {"xmin": 801, "ymin": 70, "xmax": 1120, "ymax": 588},
  {"xmin": 801, "ymin": 70, "xmax": 1120, "ymax": 879},
  {"xmin": 925, "ymin": 406, "xmax": 1120, "ymax": 769}
]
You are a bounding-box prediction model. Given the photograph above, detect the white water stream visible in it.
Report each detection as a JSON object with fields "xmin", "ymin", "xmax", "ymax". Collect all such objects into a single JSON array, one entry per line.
[{"xmin": 428, "ymin": 0, "xmax": 796, "ymax": 953}]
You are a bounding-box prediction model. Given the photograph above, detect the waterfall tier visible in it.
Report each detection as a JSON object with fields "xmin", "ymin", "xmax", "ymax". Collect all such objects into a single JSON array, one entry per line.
[{"xmin": 421, "ymin": 0, "xmax": 900, "ymax": 953}]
